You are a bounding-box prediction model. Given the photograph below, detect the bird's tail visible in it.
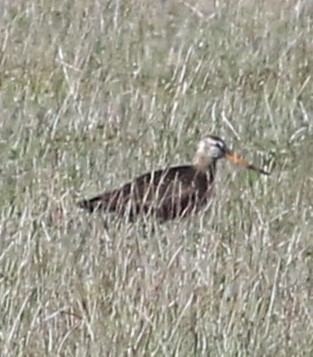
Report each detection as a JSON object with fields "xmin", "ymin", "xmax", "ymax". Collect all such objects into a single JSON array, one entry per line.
[
  {"xmin": 78, "ymin": 190, "xmax": 120, "ymax": 213},
  {"xmin": 78, "ymin": 197, "xmax": 101, "ymax": 212}
]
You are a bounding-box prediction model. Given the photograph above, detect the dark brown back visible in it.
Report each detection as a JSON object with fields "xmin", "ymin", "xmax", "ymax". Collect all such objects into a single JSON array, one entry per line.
[{"xmin": 79, "ymin": 165, "xmax": 210, "ymax": 221}]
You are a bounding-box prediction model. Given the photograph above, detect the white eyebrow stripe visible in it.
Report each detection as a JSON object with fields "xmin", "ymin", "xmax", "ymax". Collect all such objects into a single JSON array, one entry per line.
[{"xmin": 215, "ymin": 140, "xmax": 225, "ymax": 148}]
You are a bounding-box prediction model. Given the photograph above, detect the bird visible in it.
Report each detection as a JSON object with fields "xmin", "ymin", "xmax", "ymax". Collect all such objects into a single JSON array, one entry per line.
[{"xmin": 78, "ymin": 135, "xmax": 269, "ymax": 221}]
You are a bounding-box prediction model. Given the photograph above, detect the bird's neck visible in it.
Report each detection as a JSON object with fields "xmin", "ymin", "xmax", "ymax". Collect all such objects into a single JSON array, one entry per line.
[{"xmin": 192, "ymin": 153, "xmax": 216, "ymax": 183}]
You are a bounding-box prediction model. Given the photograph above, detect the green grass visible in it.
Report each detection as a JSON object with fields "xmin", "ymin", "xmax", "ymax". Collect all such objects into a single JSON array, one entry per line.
[{"xmin": 1, "ymin": 0, "xmax": 313, "ymax": 355}]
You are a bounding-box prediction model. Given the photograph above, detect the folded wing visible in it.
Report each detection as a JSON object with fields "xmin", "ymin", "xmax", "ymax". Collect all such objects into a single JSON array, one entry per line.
[{"xmin": 78, "ymin": 166, "xmax": 209, "ymax": 221}]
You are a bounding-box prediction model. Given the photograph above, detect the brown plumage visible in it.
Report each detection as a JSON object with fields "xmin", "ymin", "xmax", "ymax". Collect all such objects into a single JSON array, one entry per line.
[{"xmin": 78, "ymin": 135, "xmax": 269, "ymax": 221}]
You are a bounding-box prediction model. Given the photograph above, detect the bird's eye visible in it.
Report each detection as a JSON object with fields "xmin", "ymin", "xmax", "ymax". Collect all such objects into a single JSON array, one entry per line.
[{"xmin": 215, "ymin": 140, "xmax": 225, "ymax": 151}]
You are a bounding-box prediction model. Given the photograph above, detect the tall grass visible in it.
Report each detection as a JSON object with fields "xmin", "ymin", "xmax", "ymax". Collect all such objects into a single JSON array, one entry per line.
[{"xmin": 0, "ymin": 0, "xmax": 312, "ymax": 355}]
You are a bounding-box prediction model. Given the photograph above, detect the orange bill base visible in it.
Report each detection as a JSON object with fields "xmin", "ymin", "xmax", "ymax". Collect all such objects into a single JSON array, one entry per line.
[{"xmin": 225, "ymin": 151, "xmax": 270, "ymax": 175}]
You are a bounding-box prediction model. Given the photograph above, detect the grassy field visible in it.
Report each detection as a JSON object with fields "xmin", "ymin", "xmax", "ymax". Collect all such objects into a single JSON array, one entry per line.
[{"xmin": 1, "ymin": 0, "xmax": 313, "ymax": 355}]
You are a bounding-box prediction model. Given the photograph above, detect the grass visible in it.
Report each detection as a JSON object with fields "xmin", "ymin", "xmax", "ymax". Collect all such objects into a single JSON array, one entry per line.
[{"xmin": 0, "ymin": 0, "xmax": 313, "ymax": 355}]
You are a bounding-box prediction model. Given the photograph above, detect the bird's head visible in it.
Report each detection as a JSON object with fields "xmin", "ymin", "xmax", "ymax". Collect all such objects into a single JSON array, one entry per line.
[
  {"xmin": 196, "ymin": 135, "xmax": 228, "ymax": 160},
  {"xmin": 194, "ymin": 135, "xmax": 269, "ymax": 175}
]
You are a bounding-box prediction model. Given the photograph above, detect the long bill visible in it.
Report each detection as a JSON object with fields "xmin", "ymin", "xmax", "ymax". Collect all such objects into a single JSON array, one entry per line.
[{"xmin": 225, "ymin": 151, "xmax": 270, "ymax": 175}]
